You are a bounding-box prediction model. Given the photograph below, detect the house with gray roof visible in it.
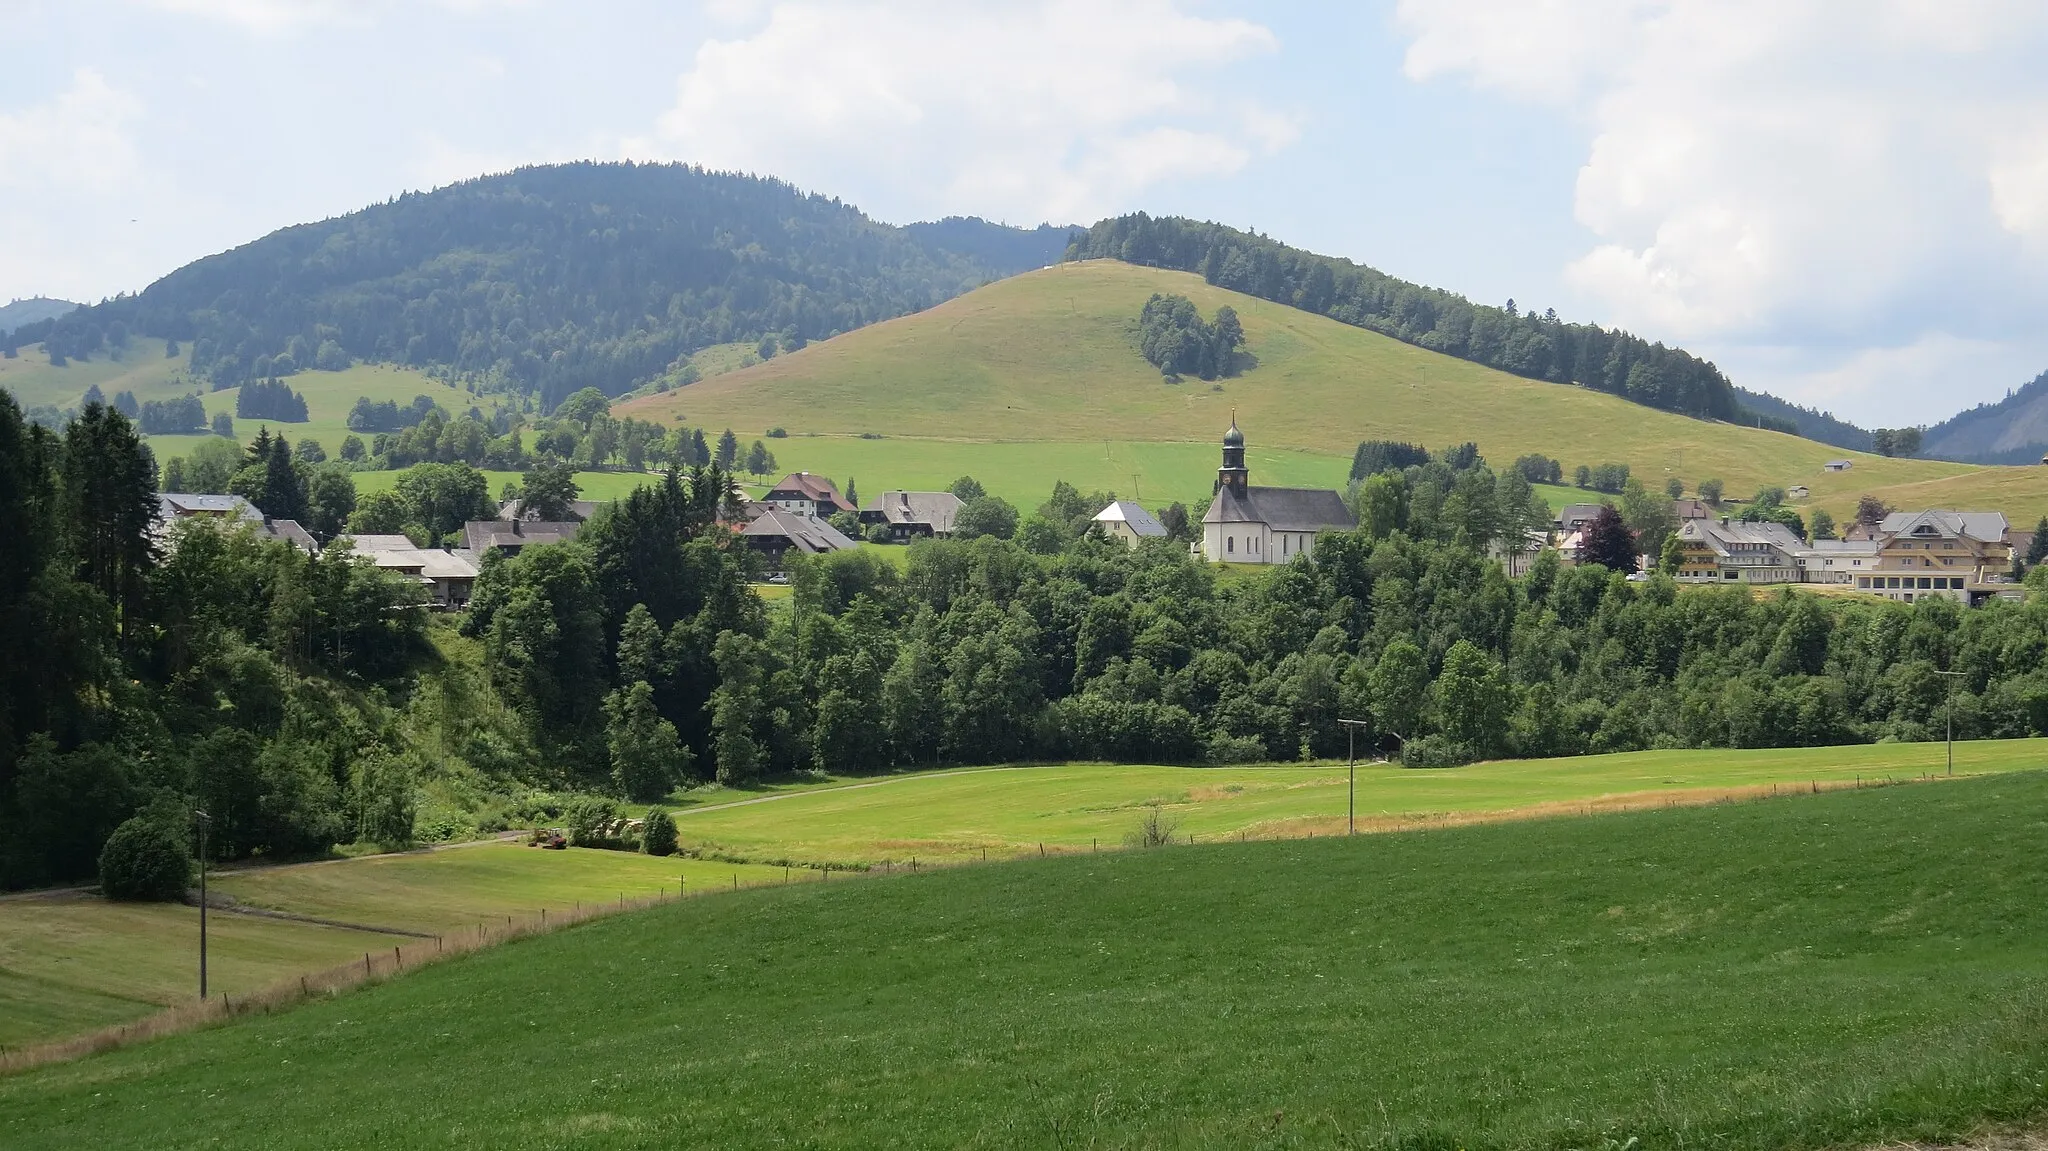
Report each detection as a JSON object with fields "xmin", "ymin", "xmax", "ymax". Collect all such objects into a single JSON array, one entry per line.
[
  {"xmin": 860, "ymin": 491, "xmax": 962, "ymax": 541},
  {"xmin": 741, "ymin": 508, "xmax": 857, "ymax": 567},
  {"xmin": 155, "ymin": 492, "xmax": 316, "ymax": 554},
  {"xmin": 339, "ymin": 534, "xmax": 480, "ymax": 608},
  {"xmin": 1200, "ymin": 421, "xmax": 1355, "ymax": 564},
  {"xmin": 463, "ymin": 519, "xmax": 583, "ymax": 555},
  {"xmin": 1093, "ymin": 500, "xmax": 1167, "ymax": 547}
]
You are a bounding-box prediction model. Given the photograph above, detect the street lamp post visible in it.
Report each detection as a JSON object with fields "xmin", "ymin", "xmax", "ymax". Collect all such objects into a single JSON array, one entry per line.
[
  {"xmin": 1935, "ymin": 670, "xmax": 1966, "ymax": 776},
  {"xmin": 194, "ymin": 808, "xmax": 210, "ymax": 1000},
  {"xmin": 1337, "ymin": 719, "xmax": 1371, "ymax": 836}
]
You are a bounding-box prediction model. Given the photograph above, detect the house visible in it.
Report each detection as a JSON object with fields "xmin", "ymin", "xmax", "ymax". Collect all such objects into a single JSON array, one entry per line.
[
  {"xmin": 155, "ymin": 493, "xmax": 316, "ymax": 554},
  {"xmin": 1799, "ymin": 538, "xmax": 1880, "ymax": 584},
  {"xmin": 340, "ymin": 535, "xmax": 480, "ymax": 608},
  {"xmin": 1823, "ymin": 459, "xmax": 1854, "ymax": 472},
  {"xmin": 497, "ymin": 497, "xmax": 602, "ymax": 522},
  {"xmin": 1493, "ymin": 529, "xmax": 1551, "ymax": 577},
  {"xmin": 1093, "ymin": 500, "xmax": 1167, "ymax": 547},
  {"xmin": 860, "ymin": 491, "xmax": 963, "ymax": 541},
  {"xmin": 740, "ymin": 508, "xmax": 857, "ymax": 567},
  {"xmin": 1786, "ymin": 485, "xmax": 1810, "ymax": 501},
  {"xmin": 1554, "ymin": 503, "xmax": 1608, "ymax": 533},
  {"xmin": 1672, "ymin": 518, "xmax": 1806, "ymax": 583},
  {"xmin": 158, "ymin": 492, "xmax": 263, "ymax": 524},
  {"xmin": 1200, "ymin": 421, "xmax": 1355, "ymax": 564},
  {"xmin": 764, "ymin": 472, "xmax": 855, "ymax": 519},
  {"xmin": 1851, "ymin": 510, "xmax": 2013, "ymax": 603},
  {"xmin": 463, "ymin": 519, "xmax": 583, "ymax": 555},
  {"xmin": 1673, "ymin": 498, "xmax": 1713, "ymax": 521}
]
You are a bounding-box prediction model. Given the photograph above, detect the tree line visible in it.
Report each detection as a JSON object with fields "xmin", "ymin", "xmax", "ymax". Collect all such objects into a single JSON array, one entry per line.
[{"xmin": 1069, "ymin": 214, "xmax": 1787, "ymax": 430}]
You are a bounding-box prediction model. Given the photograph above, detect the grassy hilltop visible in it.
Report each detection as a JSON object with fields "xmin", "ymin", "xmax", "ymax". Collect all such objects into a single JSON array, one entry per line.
[
  {"xmin": 619, "ymin": 260, "xmax": 2048, "ymax": 522},
  {"xmin": 5, "ymin": 769, "xmax": 2047, "ymax": 1148}
]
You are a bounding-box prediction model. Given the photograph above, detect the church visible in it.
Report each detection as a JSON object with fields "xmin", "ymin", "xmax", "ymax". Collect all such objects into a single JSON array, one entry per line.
[{"xmin": 1201, "ymin": 420, "xmax": 1356, "ymax": 564}]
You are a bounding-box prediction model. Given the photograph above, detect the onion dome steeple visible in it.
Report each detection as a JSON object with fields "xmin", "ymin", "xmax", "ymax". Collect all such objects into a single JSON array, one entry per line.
[{"xmin": 1216, "ymin": 413, "xmax": 1249, "ymax": 497}]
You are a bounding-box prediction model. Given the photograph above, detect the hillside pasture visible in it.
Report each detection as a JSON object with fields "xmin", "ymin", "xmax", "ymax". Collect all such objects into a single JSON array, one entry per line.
[
  {"xmin": 0, "ymin": 845, "xmax": 788, "ymax": 1050},
  {"xmin": 4, "ymin": 770, "xmax": 2047, "ymax": 1148},
  {"xmin": 667, "ymin": 738, "xmax": 2048, "ymax": 867},
  {"xmin": 618, "ymin": 261, "xmax": 2048, "ymax": 525}
]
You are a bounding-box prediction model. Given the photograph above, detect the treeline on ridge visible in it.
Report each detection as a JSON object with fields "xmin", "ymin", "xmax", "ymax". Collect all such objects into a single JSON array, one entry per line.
[
  {"xmin": 3, "ymin": 164, "xmax": 1072, "ymax": 410},
  {"xmin": 1069, "ymin": 214, "xmax": 1792, "ymax": 431}
]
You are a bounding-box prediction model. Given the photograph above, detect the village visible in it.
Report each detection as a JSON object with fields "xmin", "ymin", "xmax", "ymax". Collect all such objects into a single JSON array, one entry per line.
[{"xmin": 151, "ymin": 420, "xmax": 2029, "ymax": 611}]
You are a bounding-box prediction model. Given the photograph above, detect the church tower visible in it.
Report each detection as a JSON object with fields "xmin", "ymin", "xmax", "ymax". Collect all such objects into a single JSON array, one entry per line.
[{"xmin": 1215, "ymin": 417, "xmax": 1248, "ymax": 497}]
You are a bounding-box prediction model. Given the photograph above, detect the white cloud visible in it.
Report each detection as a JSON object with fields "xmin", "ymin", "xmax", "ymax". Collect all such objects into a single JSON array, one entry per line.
[
  {"xmin": 638, "ymin": 0, "xmax": 1292, "ymax": 225},
  {"xmin": 0, "ymin": 70, "xmax": 153, "ymax": 301},
  {"xmin": 136, "ymin": 0, "xmax": 533, "ymax": 35},
  {"xmin": 0, "ymin": 69, "xmax": 143, "ymax": 194},
  {"xmin": 1394, "ymin": 0, "xmax": 2048, "ymax": 423}
]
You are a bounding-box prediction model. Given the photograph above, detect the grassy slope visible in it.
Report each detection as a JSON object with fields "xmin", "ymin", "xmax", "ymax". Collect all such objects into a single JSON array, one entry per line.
[
  {"xmin": 618, "ymin": 261, "xmax": 2048, "ymax": 523},
  {"xmin": 6, "ymin": 771, "xmax": 2048, "ymax": 1149},
  {"xmin": 0, "ymin": 347, "xmax": 488, "ymax": 465},
  {"xmin": 0, "ymin": 846, "xmax": 790, "ymax": 1050},
  {"xmin": 667, "ymin": 739, "xmax": 2048, "ymax": 866}
]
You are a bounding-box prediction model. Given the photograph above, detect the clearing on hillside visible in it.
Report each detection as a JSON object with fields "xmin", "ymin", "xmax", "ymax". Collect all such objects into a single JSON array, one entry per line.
[
  {"xmin": 618, "ymin": 261, "xmax": 2048, "ymax": 524},
  {"xmin": 3, "ymin": 771, "xmax": 2045, "ymax": 1148}
]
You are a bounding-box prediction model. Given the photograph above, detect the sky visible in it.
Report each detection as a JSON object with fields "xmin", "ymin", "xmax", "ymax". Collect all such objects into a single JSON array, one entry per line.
[{"xmin": 5, "ymin": 0, "xmax": 2048, "ymax": 428}]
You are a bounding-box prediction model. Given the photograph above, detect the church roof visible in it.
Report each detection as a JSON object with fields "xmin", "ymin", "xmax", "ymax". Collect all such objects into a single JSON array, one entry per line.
[
  {"xmin": 1223, "ymin": 420, "xmax": 1244, "ymax": 448},
  {"xmin": 1203, "ymin": 485, "xmax": 1355, "ymax": 532}
]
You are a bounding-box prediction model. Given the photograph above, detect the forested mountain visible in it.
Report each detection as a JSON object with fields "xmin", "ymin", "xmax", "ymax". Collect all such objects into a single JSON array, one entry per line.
[
  {"xmin": 1066, "ymin": 215, "xmax": 1784, "ymax": 430},
  {"xmin": 0, "ymin": 164, "xmax": 1061, "ymax": 410},
  {"xmin": 1729, "ymin": 386, "xmax": 1873, "ymax": 452},
  {"xmin": 1920, "ymin": 369, "xmax": 2048, "ymax": 464},
  {"xmin": 902, "ymin": 217, "xmax": 1075, "ymax": 272},
  {"xmin": 0, "ymin": 298, "xmax": 76, "ymax": 337}
]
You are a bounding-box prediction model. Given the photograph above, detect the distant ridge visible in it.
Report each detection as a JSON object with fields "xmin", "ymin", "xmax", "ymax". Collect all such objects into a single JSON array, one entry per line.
[
  {"xmin": 0, "ymin": 298, "xmax": 77, "ymax": 337},
  {"xmin": 1920, "ymin": 368, "xmax": 2048, "ymax": 464},
  {"xmin": 1729, "ymin": 386, "xmax": 1873, "ymax": 452},
  {"xmin": 0, "ymin": 163, "xmax": 1068, "ymax": 410}
]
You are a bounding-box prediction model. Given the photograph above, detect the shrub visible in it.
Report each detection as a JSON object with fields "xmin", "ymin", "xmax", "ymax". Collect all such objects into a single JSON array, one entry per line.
[
  {"xmin": 1123, "ymin": 802, "xmax": 1181, "ymax": 848},
  {"xmin": 642, "ymin": 808, "xmax": 678, "ymax": 857},
  {"xmin": 1401, "ymin": 734, "xmax": 1476, "ymax": 769},
  {"xmin": 99, "ymin": 816, "xmax": 192, "ymax": 901},
  {"xmin": 1205, "ymin": 731, "xmax": 1268, "ymax": 765},
  {"xmin": 565, "ymin": 797, "xmax": 619, "ymax": 848}
]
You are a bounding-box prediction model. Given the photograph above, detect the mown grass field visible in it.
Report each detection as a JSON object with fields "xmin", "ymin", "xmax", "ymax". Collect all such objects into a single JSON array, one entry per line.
[
  {"xmin": 669, "ymin": 738, "xmax": 2048, "ymax": 867},
  {"xmin": 618, "ymin": 260, "xmax": 2048, "ymax": 526},
  {"xmin": 6, "ymin": 769, "xmax": 2047, "ymax": 1149},
  {"xmin": 0, "ymin": 845, "xmax": 788, "ymax": 1050}
]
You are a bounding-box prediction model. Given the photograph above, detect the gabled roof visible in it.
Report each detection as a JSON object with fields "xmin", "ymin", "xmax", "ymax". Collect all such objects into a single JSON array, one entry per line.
[
  {"xmin": 1203, "ymin": 486, "xmax": 1355, "ymax": 532},
  {"xmin": 1093, "ymin": 500, "xmax": 1166, "ymax": 537},
  {"xmin": 863, "ymin": 491, "xmax": 962, "ymax": 533},
  {"xmin": 741, "ymin": 508, "xmax": 857, "ymax": 554},
  {"xmin": 1554, "ymin": 502, "xmax": 1608, "ymax": 529},
  {"xmin": 342, "ymin": 534, "xmax": 420, "ymax": 553},
  {"xmin": 1672, "ymin": 498, "xmax": 1712, "ymax": 520},
  {"xmin": 258, "ymin": 519, "xmax": 319, "ymax": 554},
  {"xmin": 1824, "ymin": 459, "xmax": 1854, "ymax": 469},
  {"xmin": 1878, "ymin": 509, "xmax": 2009, "ymax": 545},
  {"xmin": 766, "ymin": 472, "xmax": 854, "ymax": 514},
  {"xmin": 158, "ymin": 492, "xmax": 262, "ymax": 521},
  {"xmin": 463, "ymin": 520, "xmax": 583, "ymax": 553},
  {"xmin": 1679, "ymin": 517, "xmax": 1805, "ymax": 556}
]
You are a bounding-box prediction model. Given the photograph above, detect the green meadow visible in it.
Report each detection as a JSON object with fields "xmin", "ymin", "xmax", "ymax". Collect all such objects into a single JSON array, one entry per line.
[
  {"xmin": 5, "ymin": 769, "xmax": 2047, "ymax": 1148},
  {"xmin": 668, "ymin": 739, "xmax": 2048, "ymax": 866},
  {"xmin": 619, "ymin": 260, "xmax": 2048, "ymax": 525},
  {"xmin": 0, "ymin": 845, "xmax": 788, "ymax": 1050}
]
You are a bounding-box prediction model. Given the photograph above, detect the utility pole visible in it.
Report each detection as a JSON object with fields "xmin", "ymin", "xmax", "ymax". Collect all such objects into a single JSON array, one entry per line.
[
  {"xmin": 194, "ymin": 809, "xmax": 211, "ymax": 999},
  {"xmin": 1337, "ymin": 719, "xmax": 1370, "ymax": 836},
  {"xmin": 1935, "ymin": 670, "xmax": 1965, "ymax": 776}
]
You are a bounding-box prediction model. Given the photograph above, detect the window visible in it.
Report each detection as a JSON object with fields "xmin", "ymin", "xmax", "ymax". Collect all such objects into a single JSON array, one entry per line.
[
  {"xmin": 1857, "ymin": 577, "xmax": 1870, "ymax": 589},
  {"xmin": 1227, "ymin": 537, "xmax": 1234, "ymax": 554},
  {"xmin": 1724, "ymin": 570, "xmax": 1739, "ymax": 580},
  {"xmin": 1852, "ymin": 559, "xmax": 1862, "ymax": 566},
  {"xmin": 1918, "ymin": 577, "xmax": 1932, "ymax": 589}
]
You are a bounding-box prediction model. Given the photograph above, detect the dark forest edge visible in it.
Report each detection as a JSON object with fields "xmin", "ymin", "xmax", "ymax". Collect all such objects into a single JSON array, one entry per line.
[{"xmin": 11, "ymin": 391, "xmax": 2048, "ymax": 898}]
